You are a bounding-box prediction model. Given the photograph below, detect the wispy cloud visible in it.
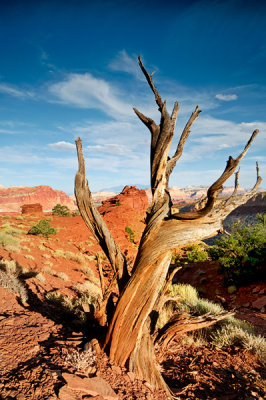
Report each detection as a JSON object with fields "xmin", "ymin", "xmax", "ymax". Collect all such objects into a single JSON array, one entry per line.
[
  {"xmin": 0, "ymin": 83, "xmax": 34, "ymax": 98},
  {"xmin": 87, "ymin": 143, "xmax": 129, "ymax": 155},
  {"xmin": 49, "ymin": 141, "xmax": 76, "ymax": 152},
  {"xmin": 215, "ymin": 93, "xmax": 238, "ymax": 101},
  {"xmin": 49, "ymin": 73, "xmax": 132, "ymax": 118},
  {"xmin": 109, "ymin": 50, "xmax": 145, "ymax": 80}
]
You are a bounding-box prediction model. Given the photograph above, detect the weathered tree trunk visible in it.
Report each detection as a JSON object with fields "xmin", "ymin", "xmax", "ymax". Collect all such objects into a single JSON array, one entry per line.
[{"xmin": 75, "ymin": 56, "xmax": 261, "ymax": 398}]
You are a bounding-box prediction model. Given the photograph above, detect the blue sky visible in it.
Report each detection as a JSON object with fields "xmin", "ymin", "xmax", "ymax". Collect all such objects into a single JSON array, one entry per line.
[{"xmin": 0, "ymin": 0, "xmax": 265, "ymax": 194}]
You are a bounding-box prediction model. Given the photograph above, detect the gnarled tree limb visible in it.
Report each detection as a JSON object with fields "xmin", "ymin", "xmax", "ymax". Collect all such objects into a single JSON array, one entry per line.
[
  {"xmin": 75, "ymin": 137, "xmax": 129, "ymax": 291},
  {"xmin": 156, "ymin": 310, "xmax": 235, "ymax": 349}
]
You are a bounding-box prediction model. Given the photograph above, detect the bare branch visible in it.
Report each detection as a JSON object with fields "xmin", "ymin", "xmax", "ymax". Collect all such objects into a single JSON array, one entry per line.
[
  {"xmin": 232, "ymin": 167, "xmax": 240, "ymax": 197},
  {"xmin": 170, "ymin": 101, "xmax": 180, "ymax": 125},
  {"xmin": 156, "ymin": 310, "xmax": 235, "ymax": 348},
  {"xmin": 171, "ymin": 129, "xmax": 259, "ymax": 220},
  {"xmin": 75, "ymin": 137, "xmax": 129, "ymax": 291},
  {"xmin": 133, "ymin": 107, "xmax": 158, "ymax": 135},
  {"xmin": 166, "ymin": 106, "xmax": 201, "ymax": 178},
  {"xmin": 138, "ymin": 55, "xmax": 163, "ymax": 111},
  {"xmin": 253, "ymin": 161, "xmax": 262, "ymax": 191}
]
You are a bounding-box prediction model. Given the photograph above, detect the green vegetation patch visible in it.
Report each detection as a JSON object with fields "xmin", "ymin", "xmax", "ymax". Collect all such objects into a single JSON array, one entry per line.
[
  {"xmin": 125, "ymin": 226, "xmax": 135, "ymax": 243},
  {"xmin": 52, "ymin": 204, "xmax": 71, "ymax": 217},
  {"xmin": 28, "ymin": 220, "xmax": 57, "ymax": 238},
  {"xmin": 209, "ymin": 214, "xmax": 266, "ymax": 286}
]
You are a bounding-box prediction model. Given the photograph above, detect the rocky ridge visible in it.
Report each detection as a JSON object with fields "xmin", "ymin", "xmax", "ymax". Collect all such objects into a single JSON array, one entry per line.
[{"xmin": 0, "ymin": 185, "xmax": 75, "ymax": 212}]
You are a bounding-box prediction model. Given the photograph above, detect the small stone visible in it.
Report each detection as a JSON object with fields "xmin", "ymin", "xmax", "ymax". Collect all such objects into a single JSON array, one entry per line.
[
  {"xmin": 58, "ymin": 386, "xmax": 78, "ymax": 400},
  {"xmin": 127, "ymin": 371, "xmax": 135, "ymax": 381},
  {"xmin": 243, "ymin": 302, "xmax": 250, "ymax": 307},
  {"xmin": 111, "ymin": 365, "xmax": 121, "ymax": 374},
  {"xmin": 213, "ymin": 362, "xmax": 219, "ymax": 367},
  {"xmin": 62, "ymin": 373, "xmax": 118, "ymax": 399},
  {"xmin": 252, "ymin": 286, "xmax": 260, "ymax": 293},
  {"xmin": 252, "ymin": 296, "xmax": 266, "ymax": 310}
]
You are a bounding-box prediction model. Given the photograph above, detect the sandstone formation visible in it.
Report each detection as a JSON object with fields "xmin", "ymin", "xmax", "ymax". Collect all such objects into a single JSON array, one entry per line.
[
  {"xmin": 21, "ymin": 203, "xmax": 43, "ymax": 214},
  {"xmin": 100, "ymin": 186, "xmax": 148, "ymax": 213},
  {"xmin": 0, "ymin": 185, "xmax": 75, "ymax": 212}
]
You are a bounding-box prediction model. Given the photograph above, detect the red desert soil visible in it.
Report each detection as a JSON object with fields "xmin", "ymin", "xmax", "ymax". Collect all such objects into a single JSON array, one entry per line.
[{"xmin": 0, "ymin": 190, "xmax": 265, "ymax": 399}]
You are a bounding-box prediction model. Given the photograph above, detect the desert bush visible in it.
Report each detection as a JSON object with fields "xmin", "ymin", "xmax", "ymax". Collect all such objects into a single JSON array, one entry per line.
[
  {"xmin": 16, "ymin": 215, "xmax": 26, "ymax": 220},
  {"xmin": 45, "ymin": 290, "xmax": 65, "ymax": 304},
  {"xmin": 28, "ymin": 220, "xmax": 57, "ymax": 238},
  {"xmin": 181, "ymin": 332, "xmax": 208, "ymax": 347},
  {"xmin": 74, "ymin": 280, "xmax": 102, "ymax": 302},
  {"xmin": 53, "ymin": 249, "xmax": 87, "ymax": 265},
  {"xmin": 57, "ymin": 272, "xmax": 69, "ymax": 281},
  {"xmin": 80, "ymin": 266, "xmax": 95, "ymax": 278},
  {"xmin": 157, "ymin": 282, "xmax": 265, "ymax": 361},
  {"xmin": 24, "ymin": 254, "xmax": 35, "ymax": 260},
  {"xmin": 209, "ymin": 214, "xmax": 266, "ymax": 285},
  {"xmin": 35, "ymin": 273, "xmax": 46, "ymax": 283},
  {"xmin": 52, "ymin": 204, "xmax": 71, "ymax": 217},
  {"xmin": 182, "ymin": 243, "xmax": 210, "ymax": 263},
  {"xmin": 45, "ymin": 291, "xmax": 91, "ymax": 324},
  {"xmin": 211, "ymin": 325, "xmax": 266, "ymax": 364},
  {"xmin": 1, "ymin": 226, "xmax": 25, "ymax": 236},
  {"xmin": 0, "ymin": 229, "xmax": 22, "ymax": 250},
  {"xmin": 41, "ymin": 266, "xmax": 57, "ymax": 275},
  {"xmin": 0, "ymin": 260, "xmax": 28, "ymax": 303},
  {"xmin": 125, "ymin": 226, "xmax": 135, "ymax": 243},
  {"xmin": 63, "ymin": 347, "xmax": 96, "ymax": 373}
]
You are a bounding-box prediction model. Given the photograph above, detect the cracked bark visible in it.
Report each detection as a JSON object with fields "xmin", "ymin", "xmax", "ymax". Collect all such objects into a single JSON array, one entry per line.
[{"xmin": 75, "ymin": 56, "xmax": 261, "ymax": 398}]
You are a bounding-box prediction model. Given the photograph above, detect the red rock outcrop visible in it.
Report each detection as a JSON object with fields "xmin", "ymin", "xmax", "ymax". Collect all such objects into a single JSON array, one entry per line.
[
  {"xmin": 100, "ymin": 186, "xmax": 148, "ymax": 213},
  {"xmin": 98, "ymin": 186, "xmax": 148, "ymax": 260},
  {"xmin": 21, "ymin": 203, "xmax": 43, "ymax": 214},
  {"xmin": 0, "ymin": 185, "xmax": 75, "ymax": 212}
]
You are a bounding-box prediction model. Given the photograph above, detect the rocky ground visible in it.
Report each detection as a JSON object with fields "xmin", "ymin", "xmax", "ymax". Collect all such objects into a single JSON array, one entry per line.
[{"xmin": 0, "ymin": 191, "xmax": 265, "ymax": 399}]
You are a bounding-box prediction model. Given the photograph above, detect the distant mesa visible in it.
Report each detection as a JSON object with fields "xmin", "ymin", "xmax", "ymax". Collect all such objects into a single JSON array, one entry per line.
[{"xmin": 0, "ymin": 185, "xmax": 75, "ymax": 212}]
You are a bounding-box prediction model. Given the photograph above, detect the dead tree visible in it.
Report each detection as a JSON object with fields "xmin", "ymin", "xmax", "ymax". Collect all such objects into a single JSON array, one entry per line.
[{"xmin": 75, "ymin": 56, "xmax": 261, "ymax": 397}]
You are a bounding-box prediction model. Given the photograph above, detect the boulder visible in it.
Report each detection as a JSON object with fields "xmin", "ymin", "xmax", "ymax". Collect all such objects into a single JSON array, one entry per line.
[{"xmin": 21, "ymin": 203, "xmax": 43, "ymax": 214}]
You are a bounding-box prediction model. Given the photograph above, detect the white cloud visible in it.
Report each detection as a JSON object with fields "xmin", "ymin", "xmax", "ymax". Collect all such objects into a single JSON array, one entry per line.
[
  {"xmin": 87, "ymin": 143, "xmax": 129, "ymax": 155},
  {"xmin": 109, "ymin": 50, "xmax": 145, "ymax": 80},
  {"xmin": 49, "ymin": 141, "xmax": 76, "ymax": 152},
  {"xmin": 0, "ymin": 83, "xmax": 34, "ymax": 98},
  {"xmin": 49, "ymin": 73, "xmax": 132, "ymax": 118},
  {"xmin": 215, "ymin": 93, "xmax": 238, "ymax": 101}
]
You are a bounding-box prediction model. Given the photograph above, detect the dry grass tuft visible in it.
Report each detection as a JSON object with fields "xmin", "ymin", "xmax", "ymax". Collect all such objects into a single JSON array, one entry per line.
[{"xmin": 63, "ymin": 347, "xmax": 96, "ymax": 374}]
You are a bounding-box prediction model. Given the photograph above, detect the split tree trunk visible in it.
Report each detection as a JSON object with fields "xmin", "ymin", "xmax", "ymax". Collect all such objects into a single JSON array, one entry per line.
[{"xmin": 75, "ymin": 56, "xmax": 261, "ymax": 398}]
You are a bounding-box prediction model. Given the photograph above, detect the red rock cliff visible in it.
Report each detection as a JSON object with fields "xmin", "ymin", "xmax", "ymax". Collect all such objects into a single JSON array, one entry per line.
[
  {"xmin": 99, "ymin": 185, "xmax": 148, "ymax": 213},
  {"xmin": 0, "ymin": 185, "xmax": 75, "ymax": 212}
]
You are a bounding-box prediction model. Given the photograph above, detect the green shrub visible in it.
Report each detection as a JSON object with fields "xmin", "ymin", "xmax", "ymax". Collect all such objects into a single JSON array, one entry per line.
[
  {"xmin": 209, "ymin": 214, "xmax": 266, "ymax": 285},
  {"xmin": 183, "ymin": 243, "xmax": 210, "ymax": 263},
  {"xmin": 125, "ymin": 226, "xmax": 135, "ymax": 243},
  {"xmin": 115, "ymin": 200, "xmax": 121, "ymax": 206},
  {"xmin": 52, "ymin": 204, "xmax": 71, "ymax": 217},
  {"xmin": 28, "ymin": 220, "xmax": 57, "ymax": 238}
]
